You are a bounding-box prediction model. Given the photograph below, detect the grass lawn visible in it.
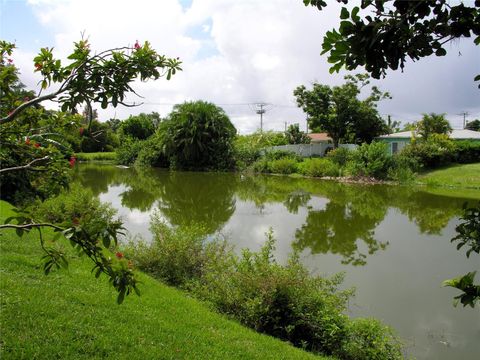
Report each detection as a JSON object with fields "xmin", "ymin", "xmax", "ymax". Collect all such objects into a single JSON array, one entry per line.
[
  {"xmin": 0, "ymin": 201, "xmax": 324, "ymax": 360},
  {"xmin": 76, "ymin": 152, "xmax": 116, "ymax": 162},
  {"xmin": 418, "ymin": 163, "xmax": 480, "ymax": 189}
]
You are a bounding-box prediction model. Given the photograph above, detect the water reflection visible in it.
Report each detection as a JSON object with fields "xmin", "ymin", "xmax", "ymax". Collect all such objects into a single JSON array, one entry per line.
[{"xmin": 76, "ymin": 164, "xmax": 475, "ymax": 265}]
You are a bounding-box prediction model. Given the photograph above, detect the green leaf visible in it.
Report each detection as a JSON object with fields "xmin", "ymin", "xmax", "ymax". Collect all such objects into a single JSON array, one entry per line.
[
  {"xmin": 435, "ymin": 48, "xmax": 447, "ymax": 56},
  {"xmin": 117, "ymin": 289, "xmax": 126, "ymax": 304},
  {"xmin": 351, "ymin": 7, "xmax": 360, "ymax": 22},
  {"xmin": 15, "ymin": 228, "xmax": 24, "ymax": 237},
  {"xmin": 340, "ymin": 7, "xmax": 349, "ymax": 20}
]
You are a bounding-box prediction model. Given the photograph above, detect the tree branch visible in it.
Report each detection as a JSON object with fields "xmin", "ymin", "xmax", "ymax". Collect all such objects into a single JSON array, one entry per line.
[
  {"xmin": 0, "ymin": 222, "xmax": 64, "ymax": 231},
  {"xmin": 0, "ymin": 156, "xmax": 50, "ymax": 174},
  {"xmin": 0, "ymin": 91, "xmax": 63, "ymax": 124}
]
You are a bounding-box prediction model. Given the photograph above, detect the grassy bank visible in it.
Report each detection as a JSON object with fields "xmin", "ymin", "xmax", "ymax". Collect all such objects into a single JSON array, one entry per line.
[
  {"xmin": 76, "ymin": 152, "xmax": 116, "ymax": 162},
  {"xmin": 0, "ymin": 201, "xmax": 323, "ymax": 360},
  {"xmin": 418, "ymin": 163, "xmax": 480, "ymax": 189}
]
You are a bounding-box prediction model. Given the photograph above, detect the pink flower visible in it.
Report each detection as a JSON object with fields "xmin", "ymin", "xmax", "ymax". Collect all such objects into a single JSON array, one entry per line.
[
  {"xmin": 69, "ymin": 156, "xmax": 76, "ymax": 168},
  {"xmin": 34, "ymin": 63, "xmax": 42, "ymax": 71},
  {"xmin": 7, "ymin": 58, "xmax": 13, "ymax": 64},
  {"xmin": 134, "ymin": 41, "xmax": 141, "ymax": 50},
  {"xmin": 25, "ymin": 137, "xmax": 31, "ymax": 145}
]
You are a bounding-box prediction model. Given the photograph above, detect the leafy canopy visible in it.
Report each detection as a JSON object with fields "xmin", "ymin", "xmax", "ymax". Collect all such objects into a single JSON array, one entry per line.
[
  {"xmin": 303, "ymin": 0, "xmax": 480, "ymax": 88},
  {"xmin": 294, "ymin": 73, "xmax": 390, "ymax": 147}
]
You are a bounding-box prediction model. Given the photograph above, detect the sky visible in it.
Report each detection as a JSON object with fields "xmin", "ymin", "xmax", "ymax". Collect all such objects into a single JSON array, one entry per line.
[{"xmin": 1, "ymin": 0, "xmax": 479, "ymax": 133}]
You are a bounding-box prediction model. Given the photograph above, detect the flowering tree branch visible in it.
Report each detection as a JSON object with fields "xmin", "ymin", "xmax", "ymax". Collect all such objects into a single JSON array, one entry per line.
[{"xmin": 0, "ymin": 156, "xmax": 50, "ymax": 174}]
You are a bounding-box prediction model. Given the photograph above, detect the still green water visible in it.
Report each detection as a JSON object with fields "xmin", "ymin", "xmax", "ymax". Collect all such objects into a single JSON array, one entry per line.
[{"xmin": 77, "ymin": 164, "xmax": 480, "ymax": 359}]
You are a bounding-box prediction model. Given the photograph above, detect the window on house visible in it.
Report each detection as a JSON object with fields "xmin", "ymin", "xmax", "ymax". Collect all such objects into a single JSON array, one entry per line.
[{"xmin": 392, "ymin": 142, "xmax": 398, "ymax": 154}]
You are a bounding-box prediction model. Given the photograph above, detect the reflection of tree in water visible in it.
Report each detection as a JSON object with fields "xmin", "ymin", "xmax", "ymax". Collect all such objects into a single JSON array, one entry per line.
[
  {"xmin": 283, "ymin": 190, "xmax": 311, "ymax": 214},
  {"xmin": 74, "ymin": 163, "xmax": 122, "ymax": 196},
  {"xmin": 294, "ymin": 200, "xmax": 388, "ymax": 266},
  {"xmin": 156, "ymin": 172, "xmax": 237, "ymax": 235}
]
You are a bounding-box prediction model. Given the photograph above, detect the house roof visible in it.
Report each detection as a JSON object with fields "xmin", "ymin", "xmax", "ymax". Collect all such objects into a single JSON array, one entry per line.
[
  {"xmin": 377, "ymin": 129, "xmax": 480, "ymax": 140},
  {"xmin": 307, "ymin": 133, "xmax": 332, "ymax": 142}
]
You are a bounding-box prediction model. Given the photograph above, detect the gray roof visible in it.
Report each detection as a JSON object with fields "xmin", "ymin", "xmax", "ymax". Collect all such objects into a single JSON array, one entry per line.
[{"xmin": 378, "ymin": 129, "xmax": 480, "ymax": 140}]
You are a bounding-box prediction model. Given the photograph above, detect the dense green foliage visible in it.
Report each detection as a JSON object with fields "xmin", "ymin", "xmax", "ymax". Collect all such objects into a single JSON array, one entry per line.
[
  {"xmin": 347, "ymin": 142, "xmax": 392, "ymax": 179},
  {"xmin": 127, "ymin": 222, "xmax": 403, "ymax": 359},
  {"xmin": 0, "ymin": 201, "xmax": 320, "ymax": 360},
  {"xmin": 162, "ymin": 101, "xmax": 236, "ymax": 170},
  {"xmin": 285, "ymin": 124, "xmax": 311, "ymax": 144},
  {"xmin": 416, "ymin": 113, "xmax": 452, "ymax": 140},
  {"xmin": 303, "ymin": 0, "xmax": 480, "ymax": 87},
  {"xmin": 294, "ymin": 74, "xmax": 389, "ymax": 147},
  {"xmin": 119, "ymin": 113, "xmax": 156, "ymax": 140},
  {"xmin": 234, "ymin": 131, "xmax": 288, "ymax": 169},
  {"xmin": 297, "ymin": 158, "xmax": 340, "ymax": 177},
  {"xmin": 466, "ymin": 119, "xmax": 480, "ymax": 131}
]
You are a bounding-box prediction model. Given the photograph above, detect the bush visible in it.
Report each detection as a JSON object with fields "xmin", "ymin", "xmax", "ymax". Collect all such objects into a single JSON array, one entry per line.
[
  {"xmin": 340, "ymin": 318, "xmax": 402, "ymax": 360},
  {"xmin": 30, "ymin": 183, "xmax": 117, "ymax": 231},
  {"xmin": 348, "ymin": 142, "xmax": 393, "ymax": 179},
  {"xmin": 134, "ymin": 135, "xmax": 169, "ymax": 168},
  {"xmin": 387, "ymin": 153, "xmax": 419, "ymax": 183},
  {"xmin": 400, "ymin": 134, "xmax": 456, "ymax": 169},
  {"xmin": 125, "ymin": 214, "xmax": 230, "ymax": 287},
  {"xmin": 327, "ymin": 147, "xmax": 352, "ymax": 167},
  {"xmin": 455, "ymin": 141, "xmax": 480, "ymax": 164},
  {"xmin": 297, "ymin": 158, "xmax": 340, "ymax": 177},
  {"xmin": 267, "ymin": 157, "xmax": 299, "ymax": 174},
  {"xmin": 115, "ymin": 137, "xmax": 146, "ymax": 165}
]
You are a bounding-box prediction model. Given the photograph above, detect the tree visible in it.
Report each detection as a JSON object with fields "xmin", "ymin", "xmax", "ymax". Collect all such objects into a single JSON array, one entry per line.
[
  {"xmin": 162, "ymin": 101, "xmax": 237, "ymax": 170},
  {"xmin": 119, "ymin": 113, "xmax": 156, "ymax": 140},
  {"xmin": 294, "ymin": 73, "xmax": 389, "ymax": 147},
  {"xmin": 285, "ymin": 123, "xmax": 311, "ymax": 144},
  {"xmin": 416, "ymin": 113, "xmax": 452, "ymax": 140},
  {"xmin": 466, "ymin": 119, "xmax": 480, "ymax": 131},
  {"xmin": 0, "ymin": 38, "xmax": 181, "ymax": 302},
  {"xmin": 303, "ymin": 0, "xmax": 480, "ymax": 88}
]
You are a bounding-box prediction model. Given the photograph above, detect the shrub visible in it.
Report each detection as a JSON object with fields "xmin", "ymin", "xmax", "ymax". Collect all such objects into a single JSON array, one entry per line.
[
  {"xmin": 134, "ymin": 135, "xmax": 169, "ymax": 168},
  {"xmin": 297, "ymin": 158, "xmax": 340, "ymax": 177},
  {"xmin": 348, "ymin": 142, "xmax": 393, "ymax": 179},
  {"xmin": 400, "ymin": 134, "xmax": 456, "ymax": 169},
  {"xmin": 387, "ymin": 153, "xmax": 419, "ymax": 183},
  {"xmin": 267, "ymin": 157, "xmax": 299, "ymax": 174},
  {"xmin": 340, "ymin": 318, "xmax": 403, "ymax": 360},
  {"xmin": 455, "ymin": 141, "xmax": 480, "ymax": 164},
  {"xmin": 327, "ymin": 147, "xmax": 352, "ymax": 167},
  {"xmin": 115, "ymin": 137, "xmax": 146, "ymax": 165},
  {"xmin": 125, "ymin": 214, "xmax": 230, "ymax": 287},
  {"xmin": 30, "ymin": 182, "xmax": 118, "ymax": 232}
]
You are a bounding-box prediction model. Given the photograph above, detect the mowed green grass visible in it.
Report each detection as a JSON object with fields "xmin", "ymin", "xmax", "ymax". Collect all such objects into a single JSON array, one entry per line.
[
  {"xmin": 0, "ymin": 201, "xmax": 324, "ymax": 360},
  {"xmin": 75, "ymin": 152, "xmax": 116, "ymax": 162},
  {"xmin": 418, "ymin": 163, "xmax": 480, "ymax": 190}
]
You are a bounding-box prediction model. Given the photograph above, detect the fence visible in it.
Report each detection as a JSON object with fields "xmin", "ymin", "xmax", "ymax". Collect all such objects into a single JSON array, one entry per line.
[{"xmin": 265, "ymin": 143, "xmax": 357, "ymax": 157}]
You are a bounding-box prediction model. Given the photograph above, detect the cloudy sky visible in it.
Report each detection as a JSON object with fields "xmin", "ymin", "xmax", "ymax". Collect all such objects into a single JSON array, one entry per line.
[{"xmin": 1, "ymin": 0, "xmax": 479, "ymax": 133}]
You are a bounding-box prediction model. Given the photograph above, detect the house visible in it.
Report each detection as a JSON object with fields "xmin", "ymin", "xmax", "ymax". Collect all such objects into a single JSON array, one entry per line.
[
  {"xmin": 377, "ymin": 129, "xmax": 480, "ymax": 155},
  {"xmin": 307, "ymin": 133, "xmax": 332, "ymax": 144}
]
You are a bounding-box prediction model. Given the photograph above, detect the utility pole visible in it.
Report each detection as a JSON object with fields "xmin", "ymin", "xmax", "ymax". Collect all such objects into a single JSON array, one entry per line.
[
  {"xmin": 253, "ymin": 103, "xmax": 270, "ymax": 132},
  {"xmin": 458, "ymin": 111, "xmax": 469, "ymax": 129}
]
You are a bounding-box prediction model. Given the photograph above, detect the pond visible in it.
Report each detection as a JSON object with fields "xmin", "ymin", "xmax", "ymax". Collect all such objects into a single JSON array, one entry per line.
[{"xmin": 76, "ymin": 163, "xmax": 480, "ymax": 359}]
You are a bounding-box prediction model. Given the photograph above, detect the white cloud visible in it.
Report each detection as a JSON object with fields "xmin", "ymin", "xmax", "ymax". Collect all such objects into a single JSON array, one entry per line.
[{"xmin": 10, "ymin": 0, "xmax": 480, "ymax": 133}]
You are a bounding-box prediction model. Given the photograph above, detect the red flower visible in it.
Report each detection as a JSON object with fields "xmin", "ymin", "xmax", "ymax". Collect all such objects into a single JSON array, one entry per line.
[
  {"xmin": 69, "ymin": 156, "xmax": 76, "ymax": 168},
  {"xmin": 25, "ymin": 137, "xmax": 31, "ymax": 145},
  {"xmin": 79, "ymin": 127, "xmax": 84, "ymax": 136},
  {"xmin": 7, "ymin": 58, "xmax": 13, "ymax": 64},
  {"xmin": 34, "ymin": 143, "xmax": 40, "ymax": 148},
  {"xmin": 116, "ymin": 252, "xmax": 124, "ymax": 259},
  {"xmin": 72, "ymin": 217, "xmax": 80, "ymax": 225},
  {"xmin": 134, "ymin": 40, "xmax": 141, "ymax": 50},
  {"xmin": 34, "ymin": 63, "xmax": 42, "ymax": 71}
]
